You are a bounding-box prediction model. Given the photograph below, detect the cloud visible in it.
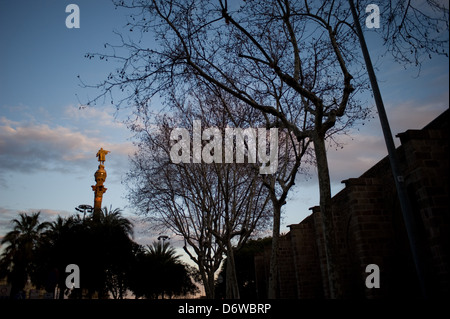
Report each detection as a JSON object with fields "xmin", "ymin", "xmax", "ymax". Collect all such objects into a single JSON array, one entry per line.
[
  {"xmin": 0, "ymin": 105, "xmax": 137, "ymax": 245},
  {"xmin": 0, "ymin": 117, "xmax": 97, "ymax": 173},
  {"xmin": 327, "ymin": 133, "xmax": 387, "ymax": 183},
  {"xmin": 63, "ymin": 105, "xmax": 126, "ymax": 129},
  {"xmin": 325, "ymin": 98, "xmax": 448, "ymax": 186},
  {"xmin": 387, "ymin": 97, "xmax": 448, "ymax": 135},
  {"xmin": 0, "ymin": 115, "xmax": 135, "ymax": 177}
]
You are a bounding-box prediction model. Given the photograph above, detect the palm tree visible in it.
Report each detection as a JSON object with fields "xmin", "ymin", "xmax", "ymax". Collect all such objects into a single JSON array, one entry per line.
[
  {"xmin": 0, "ymin": 212, "xmax": 50, "ymax": 297},
  {"xmin": 146, "ymin": 241, "xmax": 180, "ymax": 265},
  {"xmin": 100, "ymin": 205, "xmax": 134, "ymax": 239},
  {"xmin": 143, "ymin": 241, "xmax": 197, "ymax": 299},
  {"xmin": 80, "ymin": 206, "xmax": 134, "ymax": 299},
  {"xmin": 35, "ymin": 215, "xmax": 84, "ymax": 298}
]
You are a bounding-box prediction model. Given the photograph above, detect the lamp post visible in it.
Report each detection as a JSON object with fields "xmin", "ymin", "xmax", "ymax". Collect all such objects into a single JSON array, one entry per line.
[
  {"xmin": 75, "ymin": 204, "xmax": 93, "ymax": 220},
  {"xmin": 348, "ymin": 0, "xmax": 427, "ymax": 297},
  {"xmin": 157, "ymin": 235, "xmax": 170, "ymax": 242}
]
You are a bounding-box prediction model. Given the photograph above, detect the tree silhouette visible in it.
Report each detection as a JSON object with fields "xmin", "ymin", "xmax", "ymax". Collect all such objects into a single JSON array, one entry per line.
[
  {"xmin": 78, "ymin": 206, "xmax": 134, "ymax": 298},
  {"xmin": 33, "ymin": 215, "xmax": 84, "ymax": 298},
  {"xmin": 1, "ymin": 209, "xmax": 200, "ymax": 299},
  {"xmin": 127, "ymin": 97, "xmax": 275, "ymax": 298},
  {"xmin": 0, "ymin": 212, "xmax": 50, "ymax": 298},
  {"xmin": 100, "ymin": 205, "xmax": 134, "ymax": 238},
  {"xmin": 98, "ymin": 206, "xmax": 135, "ymax": 299},
  {"xmin": 85, "ymin": 0, "xmax": 447, "ymax": 298},
  {"xmin": 128, "ymin": 241, "xmax": 199, "ymax": 299},
  {"xmin": 32, "ymin": 207, "xmax": 135, "ymax": 299},
  {"xmin": 215, "ymin": 237, "xmax": 272, "ymax": 299}
]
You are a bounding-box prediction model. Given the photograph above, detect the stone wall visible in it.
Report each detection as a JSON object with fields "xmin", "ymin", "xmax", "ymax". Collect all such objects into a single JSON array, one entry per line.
[{"xmin": 254, "ymin": 109, "xmax": 449, "ymax": 298}]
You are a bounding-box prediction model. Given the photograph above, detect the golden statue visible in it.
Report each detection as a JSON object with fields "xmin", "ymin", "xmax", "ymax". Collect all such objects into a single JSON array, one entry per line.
[{"xmin": 96, "ymin": 148, "xmax": 110, "ymax": 164}]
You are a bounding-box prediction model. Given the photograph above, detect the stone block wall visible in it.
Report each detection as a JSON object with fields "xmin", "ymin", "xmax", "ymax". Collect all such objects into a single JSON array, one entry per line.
[{"xmin": 254, "ymin": 109, "xmax": 449, "ymax": 298}]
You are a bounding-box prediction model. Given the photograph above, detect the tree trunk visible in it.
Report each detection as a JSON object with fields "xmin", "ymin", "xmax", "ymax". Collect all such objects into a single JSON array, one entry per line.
[
  {"xmin": 268, "ymin": 202, "xmax": 281, "ymax": 299},
  {"xmin": 207, "ymin": 270, "xmax": 215, "ymax": 299},
  {"xmin": 225, "ymin": 246, "xmax": 240, "ymax": 299},
  {"xmin": 198, "ymin": 265, "xmax": 214, "ymax": 299},
  {"xmin": 313, "ymin": 134, "xmax": 342, "ymax": 298}
]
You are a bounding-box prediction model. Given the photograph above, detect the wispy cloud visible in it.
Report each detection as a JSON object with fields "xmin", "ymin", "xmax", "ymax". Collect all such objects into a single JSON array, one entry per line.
[
  {"xmin": 64, "ymin": 105, "xmax": 126, "ymax": 129},
  {"xmin": 0, "ymin": 117, "xmax": 98, "ymax": 172},
  {"xmin": 387, "ymin": 96, "xmax": 448, "ymax": 135},
  {"xmin": 326, "ymin": 101, "xmax": 448, "ymax": 184},
  {"xmin": 0, "ymin": 114, "xmax": 135, "ymax": 178},
  {"xmin": 327, "ymin": 133, "xmax": 387, "ymax": 183}
]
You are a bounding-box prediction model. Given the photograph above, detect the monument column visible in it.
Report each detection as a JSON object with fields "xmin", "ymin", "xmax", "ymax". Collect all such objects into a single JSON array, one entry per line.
[{"xmin": 91, "ymin": 148, "xmax": 110, "ymax": 220}]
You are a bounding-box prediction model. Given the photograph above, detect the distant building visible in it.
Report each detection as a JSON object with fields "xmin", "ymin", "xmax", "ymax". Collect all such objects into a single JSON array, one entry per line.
[{"xmin": 255, "ymin": 109, "xmax": 449, "ymax": 298}]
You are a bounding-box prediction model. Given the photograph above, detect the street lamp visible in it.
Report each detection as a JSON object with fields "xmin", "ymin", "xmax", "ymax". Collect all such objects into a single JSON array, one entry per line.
[
  {"xmin": 348, "ymin": 0, "xmax": 427, "ymax": 297},
  {"xmin": 157, "ymin": 235, "xmax": 170, "ymax": 242},
  {"xmin": 75, "ymin": 204, "xmax": 93, "ymax": 220}
]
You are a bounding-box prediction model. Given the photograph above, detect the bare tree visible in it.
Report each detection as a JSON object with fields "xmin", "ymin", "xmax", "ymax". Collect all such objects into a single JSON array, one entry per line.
[
  {"xmin": 199, "ymin": 86, "xmax": 311, "ymax": 298},
  {"xmin": 104, "ymin": 0, "xmax": 368, "ymax": 298},
  {"xmin": 376, "ymin": 0, "xmax": 448, "ymax": 68},
  {"xmin": 86, "ymin": 0, "xmax": 448, "ymax": 298},
  {"xmin": 126, "ymin": 96, "xmax": 274, "ymax": 298},
  {"xmin": 89, "ymin": 0, "xmax": 367, "ymax": 298}
]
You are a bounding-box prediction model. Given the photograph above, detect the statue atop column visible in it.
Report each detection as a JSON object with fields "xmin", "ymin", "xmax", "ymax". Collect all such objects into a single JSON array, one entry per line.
[{"xmin": 96, "ymin": 148, "xmax": 110, "ymax": 165}]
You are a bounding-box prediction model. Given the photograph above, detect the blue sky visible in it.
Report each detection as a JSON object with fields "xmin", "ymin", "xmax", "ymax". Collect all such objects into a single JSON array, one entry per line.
[{"xmin": 0, "ymin": 0, "xmax": 448, "ymax": 256}]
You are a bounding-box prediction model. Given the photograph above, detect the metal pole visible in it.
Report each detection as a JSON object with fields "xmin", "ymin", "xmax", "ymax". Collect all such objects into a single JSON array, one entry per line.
[{"xmin": 348, "ymin": 0, "xmax": 427, "ymax": 297}]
